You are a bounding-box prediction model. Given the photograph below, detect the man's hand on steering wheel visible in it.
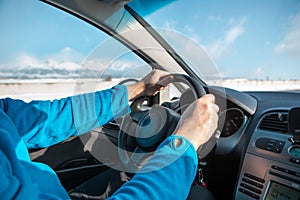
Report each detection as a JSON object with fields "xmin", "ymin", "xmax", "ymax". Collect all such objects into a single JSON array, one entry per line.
[
  {"xmin": 126, "ymin": 69, "xmax": 173, "ymax": 100},
  {"xmin": 174, "ymin": 94, "xmax": 219, "ymax": 150}
]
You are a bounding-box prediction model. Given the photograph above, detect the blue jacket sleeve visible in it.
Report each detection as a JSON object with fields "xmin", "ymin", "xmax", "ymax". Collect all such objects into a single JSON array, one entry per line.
[
  {"xmin": 0, "ymin": 85, "xmax": 130, "ymax": 149},
  {"xmin": 109, "ymin": 135, "xmax": 198, "ymax": 200}
]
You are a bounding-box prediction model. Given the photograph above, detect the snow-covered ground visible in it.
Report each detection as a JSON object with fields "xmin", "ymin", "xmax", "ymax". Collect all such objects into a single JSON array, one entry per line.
[
  {"xmin": 0, "ymin": 79, "xmax": 121, "ymax": 102},
  {"xmin": 1, "ymin": 79, "xmax": 299, "ymax": 102},
  {"xmin": 209, "ymin": 79, "xmax": 300, "ymax": 92}
]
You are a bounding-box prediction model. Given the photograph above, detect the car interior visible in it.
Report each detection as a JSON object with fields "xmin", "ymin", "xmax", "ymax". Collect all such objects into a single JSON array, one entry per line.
[{"xmin": 2, "ymin": 0, "xmax": 300, "ymax": 199}]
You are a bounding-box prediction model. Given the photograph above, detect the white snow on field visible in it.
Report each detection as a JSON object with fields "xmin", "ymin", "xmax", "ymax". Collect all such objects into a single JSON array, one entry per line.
[
  {"xmin": 0, "ymin": 79, "xmax": 121, "ymax": 102},
  {"xmin": 209, "ymin": 79, "xmax": 300, "ymax": 92},
  {"xmin": 0, "ymin": 79, "xmax": 299, "ymax": 102}
]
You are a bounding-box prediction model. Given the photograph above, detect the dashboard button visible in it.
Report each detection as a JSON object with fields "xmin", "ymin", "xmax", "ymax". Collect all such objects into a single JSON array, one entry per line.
[
  {"xmin": 271, "ymin": 165, "xmax": 300, "ymax": 178},
  {"xmin": 270, "ymin": 171, "xmax": 300, "ymax": 184},
  {"xmin": 290, "ymin": 157, "xmax": 300, "ymax": 165},
  {"xmin": 255, "ymin": 138, "xmax": 285, "ymax": 153},
  {"xmin": 242, "ymin": 178, "xmax": 264, "ymax": 189},
  {"xmin": 244, "ymin": 173, "xmax": 265, "ymax": 183},
  {"xmin": 271, "ymin": 165, "xmax": 280, "ymax": 170},
  {"xmin": 238, "ymin": 188, "xmax": 260, "ymax": 199},
  {"xmin": 240, "ymin": 183, "xmax": 262, "ymax": 194}
]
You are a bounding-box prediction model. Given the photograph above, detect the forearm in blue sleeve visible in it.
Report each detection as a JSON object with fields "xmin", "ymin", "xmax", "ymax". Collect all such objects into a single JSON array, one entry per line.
[
  {"xmin": 0, "ymin": 85, "xmax": 130, "ymax": 148},
  {"xmin": 109, "ymin": 135, "xmax": 198, "ymax": 200}
]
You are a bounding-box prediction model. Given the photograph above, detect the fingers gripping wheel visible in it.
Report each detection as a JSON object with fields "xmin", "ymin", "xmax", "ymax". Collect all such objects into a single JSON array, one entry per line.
[{"xmin": 118, "ymin": 74, "xmax": 214, "ymax": 173}]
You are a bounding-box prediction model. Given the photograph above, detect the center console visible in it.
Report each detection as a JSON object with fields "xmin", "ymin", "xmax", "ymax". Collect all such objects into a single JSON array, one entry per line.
[{"xmin": 235, "ymin": 111, "xmax": 300, "ymax": 200}]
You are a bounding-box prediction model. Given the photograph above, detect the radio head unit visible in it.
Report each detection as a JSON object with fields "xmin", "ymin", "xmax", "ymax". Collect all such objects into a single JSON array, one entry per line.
[{"xmin": 265, "ymin": 181, "xmax": 300, "ymax": 200}]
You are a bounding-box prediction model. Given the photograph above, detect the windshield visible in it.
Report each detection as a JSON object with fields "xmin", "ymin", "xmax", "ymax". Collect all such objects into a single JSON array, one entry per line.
[
  {"xmin": 129, "ymin": 0, "xmax": 300, "ymax": 92},
  {"xmin": 1, "ymin": 0, "xmax": 299, "ymax": 99}
]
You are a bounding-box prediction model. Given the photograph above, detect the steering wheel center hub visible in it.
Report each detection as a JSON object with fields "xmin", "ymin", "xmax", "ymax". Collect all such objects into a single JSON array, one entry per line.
[{"xmin": 135, "ymin": 107, "xmax": 169, "ymax": 150}]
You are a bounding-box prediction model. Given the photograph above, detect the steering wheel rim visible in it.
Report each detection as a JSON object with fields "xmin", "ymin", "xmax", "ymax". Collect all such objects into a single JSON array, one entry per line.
[{"xmin": 118, "ymin": 74, "xmax": 209, "ymax": 173}]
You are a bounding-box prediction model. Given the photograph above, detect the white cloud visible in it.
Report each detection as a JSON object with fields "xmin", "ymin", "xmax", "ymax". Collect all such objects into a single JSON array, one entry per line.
[
  {"xmin": 2, "ymin": 47, "xmax": 83, "ymax": 71},
  {"xmin": 54, "ymin": 61, "xmax": 81, "ymax": 71},
  {"xmin": 15, "ymin": 54, "xmax": 48, "ymax": 69},
  {"xmin": 274, "ymin": 12, "xmax": 300, "ymax": 59},
  {"xmin": 225, "ymin": 25, "xmax": 244, "ymax": 44},
  {"xmin": 204, "ymin": 18, "xmax": 246, "ymax": 59}
]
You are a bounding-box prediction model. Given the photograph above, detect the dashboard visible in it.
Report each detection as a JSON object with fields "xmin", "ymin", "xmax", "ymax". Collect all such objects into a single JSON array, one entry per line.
[
  {"xmin": 234, "ymin": 92, "xmax": 300, "ymax": 200},
  {"xmin": 205, "ymin": 87, "xmax": 300, "ymax": 200}
]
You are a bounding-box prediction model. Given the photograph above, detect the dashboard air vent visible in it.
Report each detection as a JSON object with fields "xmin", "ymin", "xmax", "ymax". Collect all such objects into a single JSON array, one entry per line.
[{"xmin": 258, "ymin": 112, "xmax": 288, "ymax": 133}]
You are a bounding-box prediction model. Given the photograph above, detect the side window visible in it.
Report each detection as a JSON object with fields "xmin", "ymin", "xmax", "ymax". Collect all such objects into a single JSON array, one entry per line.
[{"xmin": 0, "ymin": 0, "xmax": 151, "ymax": 102}]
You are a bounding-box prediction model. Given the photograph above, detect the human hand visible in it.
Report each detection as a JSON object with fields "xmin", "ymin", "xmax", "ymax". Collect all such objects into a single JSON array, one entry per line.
[
  {"xmin": 126, "ymin": 69, "xmax": 173, "ymax": 100},
  {"xmin": 174, "ymin": 94, "xmax": 219, "ymax": 150}
]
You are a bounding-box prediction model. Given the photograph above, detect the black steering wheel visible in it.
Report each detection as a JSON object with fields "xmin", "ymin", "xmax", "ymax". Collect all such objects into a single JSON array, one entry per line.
[{"xmin": 118, "ymin": 74, "xmax": 215, "ymax": 173}]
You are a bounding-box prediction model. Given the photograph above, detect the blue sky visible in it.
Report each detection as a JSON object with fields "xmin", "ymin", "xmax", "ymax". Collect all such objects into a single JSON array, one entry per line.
[
  {"xmin": 142, "ymin": 0, "xmax": 300, "ymax": 80},
  {"xmin": 0, "ymin": 0, "xmax": 106, "ymax": 64},
  {"xmin": 0, "ymin": 0, "xmax": 299, "ymax": 80}
]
